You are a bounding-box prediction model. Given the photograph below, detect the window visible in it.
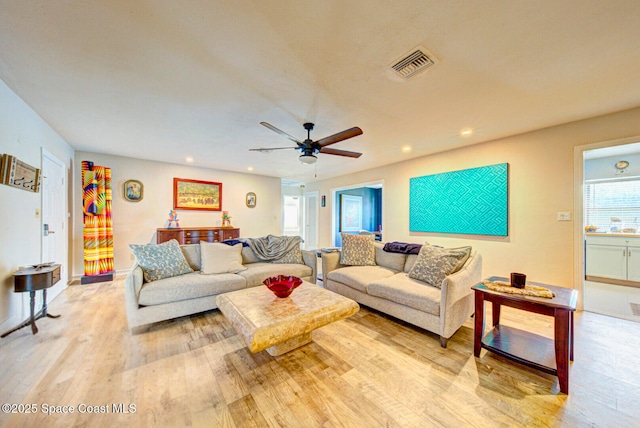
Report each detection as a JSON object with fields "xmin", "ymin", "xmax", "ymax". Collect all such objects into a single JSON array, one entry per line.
[
  {"xmin": 282, "ymin": 195, "xmax": 302, "ymax": 236},
  {"xmin": 585, "ymin": 178, "xmax": 640, "ymax": 231}
]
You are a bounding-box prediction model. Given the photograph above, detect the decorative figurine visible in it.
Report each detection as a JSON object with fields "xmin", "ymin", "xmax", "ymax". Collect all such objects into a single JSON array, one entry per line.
[
  {"xmin": 221, "ymin": 211, "xmax": 232, "ymax": 227},
  {"xmin": 167, "ymin": 210, "xmax": 180, "ymax": 228}
]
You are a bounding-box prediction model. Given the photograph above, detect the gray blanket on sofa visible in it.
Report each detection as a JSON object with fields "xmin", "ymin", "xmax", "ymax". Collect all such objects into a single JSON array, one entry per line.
[{"xmin": 241, "ymin": 235, "xmax": 302, "ymax": 261}]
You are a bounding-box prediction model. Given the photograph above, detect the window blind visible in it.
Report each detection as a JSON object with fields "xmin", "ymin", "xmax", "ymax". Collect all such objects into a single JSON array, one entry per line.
[{"xmin": 585, "ymin": 178, "xmax": 640, "ymax": 231}]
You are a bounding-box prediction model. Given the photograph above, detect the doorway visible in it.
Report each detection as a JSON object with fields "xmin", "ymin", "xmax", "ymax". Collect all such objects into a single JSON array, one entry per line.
[
  {"xmin": 332, "ymin": 180, "xmax": 383, "ymax": 247},
  {"xmin": 304, "ymin": 191, "xmax": 319, "ymax": 250},
  {"xmin": 574, "ymin": 137, "xmax": 640, "ymax": 320},
  {"xmin": 41, "ymin": 149, "xmax": 67, "ymax": 300}
]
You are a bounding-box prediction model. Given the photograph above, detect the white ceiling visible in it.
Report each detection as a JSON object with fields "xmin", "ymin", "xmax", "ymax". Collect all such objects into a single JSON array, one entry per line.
[{"xmin": 1, "ymin": 1, "xmax": 639, "ymax": 182}]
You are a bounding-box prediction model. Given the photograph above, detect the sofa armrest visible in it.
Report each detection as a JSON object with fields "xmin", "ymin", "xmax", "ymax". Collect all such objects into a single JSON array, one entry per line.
[
  {"xmin": 321, "ymin": 251, "xmax": 344, "ymax": 279},
  {"xmin": 124, "ymin": 263, "xmax": 145, "ymax": 329},
  {"xmin": 441, "ymin": 253, "xmax": 482, "ymax": 307},
  {"xmin": 301, "ymin": 250, "xmax": 317, "ymax": 284}
]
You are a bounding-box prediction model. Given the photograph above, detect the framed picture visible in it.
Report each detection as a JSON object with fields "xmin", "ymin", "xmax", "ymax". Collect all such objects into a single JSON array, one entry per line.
[
  {"xmin": 246, "ymin": 192, "xmax": 256, "ymax": 208},
  {"xmin": 173, "ymin": 178, "xmax": 222, "ymax": 211},
  {"xmin": 340, "ymin": 194, "xmax": 363, "ymax": 232},
  {"xmin": 123, "ymin": 179, "xmax": 143, "ymax": 202}
]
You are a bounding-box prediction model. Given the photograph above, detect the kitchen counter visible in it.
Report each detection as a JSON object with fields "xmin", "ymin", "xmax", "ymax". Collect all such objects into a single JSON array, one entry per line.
[{"xmin": 585, "ymin": 232, "xmax": 639, "ymax": 238}]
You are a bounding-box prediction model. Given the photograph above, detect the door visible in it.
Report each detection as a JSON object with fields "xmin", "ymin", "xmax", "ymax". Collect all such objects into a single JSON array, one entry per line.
[
  {"xmin": 304, "ymin": 191, "xmax": 319, "ymax": 250},
  {"xmin": 42, "ymin": 149, "xmax": 67, "ymax": 298}
]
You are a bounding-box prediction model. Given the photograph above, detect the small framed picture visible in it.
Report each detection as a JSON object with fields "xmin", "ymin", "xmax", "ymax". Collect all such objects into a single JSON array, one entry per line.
[
  {"xmin": 246, "ymin": 192, "xmax": 256, "ymax": 208},
  {"xmin": 124, "ymin": 179, "xmax": 143, "ymax": 202}
]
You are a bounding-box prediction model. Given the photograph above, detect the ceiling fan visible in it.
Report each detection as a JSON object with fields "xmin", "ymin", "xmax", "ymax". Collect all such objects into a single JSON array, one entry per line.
[{"xmin": 251, "ymin": 122, "xmax": 363, "ymax": 164}]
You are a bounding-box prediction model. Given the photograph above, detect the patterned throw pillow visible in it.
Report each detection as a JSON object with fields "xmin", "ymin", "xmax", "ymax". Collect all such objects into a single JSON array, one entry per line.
[
  {"xmin": 129, "ymin": 239, "xmax": 194, "ymax": 282},
  {"xmin": 408, "ymin": 244, "xmax": 472, "ymax": 288},
  {"xmin": 340, "ymin": 233, "xmax": 376, "ymax": 266},
  {"xmin": 273, "ymin": 246, "xmax": 304, "ymax": 264}
]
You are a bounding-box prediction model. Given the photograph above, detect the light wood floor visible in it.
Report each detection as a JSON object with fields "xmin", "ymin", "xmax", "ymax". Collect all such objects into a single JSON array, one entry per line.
[{"xmin": 1, "ymin": 279, "xmax": 639, "ymax": 428}]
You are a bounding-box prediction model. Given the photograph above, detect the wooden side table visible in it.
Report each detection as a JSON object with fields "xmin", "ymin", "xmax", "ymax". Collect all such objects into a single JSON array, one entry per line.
[
  {"xmin": 472, "ymin": 276, "xmax": 578, "ymax": 394},
  {"xmin": 1, "ymin": 264, "xmax": 62, "ymax": 338}
]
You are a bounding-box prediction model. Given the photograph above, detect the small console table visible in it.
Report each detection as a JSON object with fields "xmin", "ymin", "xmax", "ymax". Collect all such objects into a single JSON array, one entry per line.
[
  {"xmin": 1, "ymin": 264, "xmax": 61, "ymax": 337},
  {"xmin": 472, "ymin": 276, "xmax": 578, "ymax": 394}
]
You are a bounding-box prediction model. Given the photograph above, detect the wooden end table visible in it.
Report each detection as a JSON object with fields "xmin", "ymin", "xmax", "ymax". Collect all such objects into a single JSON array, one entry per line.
[
  {"xmin": 1, "ymin": 264, "xmax": 62, "ymax": 338},
  {"xmin": 472, "ymin": 276, "xmax": 578, "ymax": 394}
]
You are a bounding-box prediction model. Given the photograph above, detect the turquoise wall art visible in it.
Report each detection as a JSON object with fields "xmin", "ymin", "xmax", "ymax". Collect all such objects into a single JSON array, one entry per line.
[{"xmin": 409, "ymin": 163, "xmax": 508, "ymax": 236}]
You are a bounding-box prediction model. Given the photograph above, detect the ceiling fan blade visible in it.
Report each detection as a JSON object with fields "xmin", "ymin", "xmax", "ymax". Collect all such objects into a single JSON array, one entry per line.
[
  {"xmin": 319, "ymin": 147, "xmax": 362, "ymax": 158},
  {"xmin": 249, "ymin": 146, "xmax": 298, "ymax": 153},
  {"xmin": 316, "ymin": 127, "xmax": 363, "ymax": 147},
  {"xmin": 260, "ymin": 122, "xmax": 302, "ymax": 144}
]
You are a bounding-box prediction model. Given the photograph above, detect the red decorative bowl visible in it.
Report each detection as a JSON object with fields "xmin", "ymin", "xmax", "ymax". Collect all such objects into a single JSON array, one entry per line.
[{"xmin": 263, "ymin": 275, "xmax": 303, "ymax": 298}]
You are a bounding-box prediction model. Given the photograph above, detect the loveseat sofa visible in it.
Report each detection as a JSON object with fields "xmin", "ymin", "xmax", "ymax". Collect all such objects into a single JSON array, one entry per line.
[
  {"xmin": 321, "ymin": 240, "xmax": 482, "ymax": 347},
  {"xmin": 125, "ymin": 239, "xmax": 316, "ymax": 333}
]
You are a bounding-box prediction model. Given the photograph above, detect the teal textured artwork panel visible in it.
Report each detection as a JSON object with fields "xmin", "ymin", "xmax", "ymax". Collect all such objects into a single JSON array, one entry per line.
[{"xmin": 410, "ymin": 163, "xmax": 508, "ymax": 236}]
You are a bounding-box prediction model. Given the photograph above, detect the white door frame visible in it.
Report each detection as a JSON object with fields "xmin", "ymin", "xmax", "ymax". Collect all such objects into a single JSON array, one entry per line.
[
  {"xmin": 331, "ymin": 179, "xmax": 384, "ymax": 247},
  {"xmin": 304, "ymin": 191, "xmax": 319, "ymax": 250},
  {"xmin": 41, "ymin": 148, "xmax": 68, "ymax": 299},
  {"xmin": 573, "ymin": 135, "xmax": 640, "ymax": 311}
]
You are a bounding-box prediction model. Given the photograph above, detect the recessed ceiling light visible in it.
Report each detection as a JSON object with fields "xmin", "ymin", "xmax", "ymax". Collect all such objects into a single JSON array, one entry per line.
[
  {"xmin": 402, "ymin": 146, "xmax": 412, "ymax": 153},
  {"xmin": 460, "ymin": 128, "xmax": 473, "ymax": 137},
  {"xmin": 247, "ymin": 166, "xmax": 254, "ymax": 172},
  {"xmin": 185, "ymin": 156, "xmax": 194, "ymax": 163}
]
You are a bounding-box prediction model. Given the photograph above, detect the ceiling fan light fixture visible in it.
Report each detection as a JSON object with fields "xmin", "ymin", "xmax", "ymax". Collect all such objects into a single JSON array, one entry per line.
[{"xmin": 299, "ymin": 153, "xmax": 317, "ymax": 164}]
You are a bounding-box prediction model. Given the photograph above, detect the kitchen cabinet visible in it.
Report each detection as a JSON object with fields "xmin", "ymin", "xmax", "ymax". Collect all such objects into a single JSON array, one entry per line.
[{"xmin": 586, "ymin": 235, "xmax": 640, "ymax": 285}]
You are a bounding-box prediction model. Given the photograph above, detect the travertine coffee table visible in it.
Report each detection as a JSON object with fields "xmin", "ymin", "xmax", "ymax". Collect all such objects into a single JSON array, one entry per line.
[{"xmin": 216, "ymin": 282, "xmax": 359, "ymax": 356}]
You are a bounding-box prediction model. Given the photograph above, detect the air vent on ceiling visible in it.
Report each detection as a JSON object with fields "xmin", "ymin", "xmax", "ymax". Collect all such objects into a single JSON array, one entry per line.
[{"xmin": 391, "ymin": 47, "xmax": 437, "ymax": 79}]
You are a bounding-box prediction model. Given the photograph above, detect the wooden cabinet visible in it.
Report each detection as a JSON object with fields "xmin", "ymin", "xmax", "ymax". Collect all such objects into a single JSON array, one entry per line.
[
  {"xmin": 157, "ymin": 227, "xmax": 240, "ymax": 245},
  {"xmin": 586, "ymin": 235, "xmax": 640, "ymax": 285},
  {"xmin": 628, "ymin": 240, "xmax": 640, "ymax": 283}
]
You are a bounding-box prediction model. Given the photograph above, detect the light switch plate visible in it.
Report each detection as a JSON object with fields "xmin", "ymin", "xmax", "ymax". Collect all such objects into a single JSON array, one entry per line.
[{"xmin": 557, "ymin": 211, "xmax": 572, "ymax": 221}]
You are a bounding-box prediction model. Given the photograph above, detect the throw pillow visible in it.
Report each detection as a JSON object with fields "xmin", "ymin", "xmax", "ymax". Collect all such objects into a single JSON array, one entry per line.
[
  {"xmin": 340, "ymin": 233, "xmax": 376, "ymax": 266},
  {"xmin": 200, "ymin": 242, "xmax": 246, "ymax": 274},
  {"xmin": 272, "ymin": 246, "xmax": 304, "ymax": 264},
  {"xmin": 129, "ymin": 239, "xmax": 194, "ymax": 282},
  {"xmin": 408, "ymin": 244, "xmax": 472, "ymax": 288}
]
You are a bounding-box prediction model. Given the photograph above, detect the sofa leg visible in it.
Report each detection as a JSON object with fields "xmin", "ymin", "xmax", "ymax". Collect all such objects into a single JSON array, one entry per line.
[{"xmin": 439, "ymin": 336, "xmax": 448, "ymax": 348}]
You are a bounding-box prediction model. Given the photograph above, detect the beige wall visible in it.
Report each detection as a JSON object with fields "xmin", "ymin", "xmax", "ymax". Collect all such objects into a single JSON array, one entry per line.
[
  {"xmin": 72, "ymin": 152, "xmax": 283, "ymax": 278},
  {"xmin": 0, "ymin": 79, "xmax": 75, "ymax": 331},
  {"xmin": 306, "ymin": 107, "xmax": 640, "ymax": 288}
]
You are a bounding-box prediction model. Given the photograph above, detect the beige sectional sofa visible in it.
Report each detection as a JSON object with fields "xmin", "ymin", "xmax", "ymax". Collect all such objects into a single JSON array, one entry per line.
[
  {"xmin": 321, "ymin": 242, "xmax": 482, "ymax": 347},
  {"xmin": 125, "ymin": 242, "xmax": 316, "ymax": 332}
]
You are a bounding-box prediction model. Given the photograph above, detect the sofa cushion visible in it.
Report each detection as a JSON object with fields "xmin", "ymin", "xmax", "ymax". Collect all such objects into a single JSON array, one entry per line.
[
  {"xmin": 200, "ymin": 242, "xmax": 246, "ymax": 274},
  {"xmin": 241, "ymin": 246, "xmax": 262, "ymax": 264},
  {"xmin": 340, "ymin": 233, "xmax": 376, "ymax": 266},
  {"xmin": 129, "ymin": 239, "xmax": 194, "ymax": 282},
  {"xmin": 138, "ymin": 271, "xmax": 246, "ymax": 306},
  {"xmin": 404, "ymin": 254, "xmax": 419, "ymax": 273},
  {"xmin": 408, "ymin": 244, "xmax": 472, "ymax": 288},
  {"xmin": 374, "ymin": 243, "xmax": 407, "ymax": 272},
  {"xmin": 367, "ymin": 273, "xmax": 441, "ymax": 315},
  {"xmin": 326, "ymin": 265, "xmax": 397, "ymax": 293},
  {"xmin": 237, "ymin": 262, "xmax": 313, "ymax": 287},
  {"xmin": 180, "ymin": 244, "xmax": 202, "ymax": 271}
]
